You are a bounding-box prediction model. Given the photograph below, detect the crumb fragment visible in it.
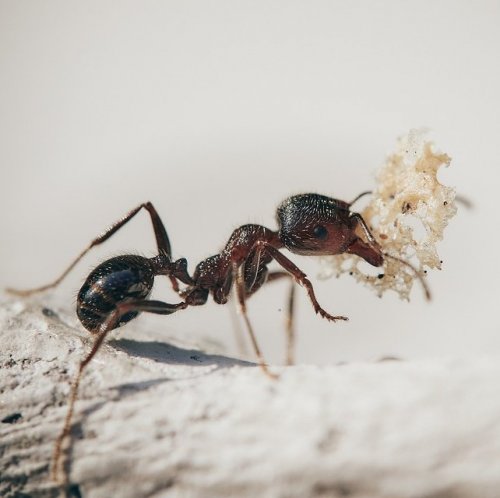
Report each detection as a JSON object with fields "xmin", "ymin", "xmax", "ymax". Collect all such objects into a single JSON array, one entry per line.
[{"xmin": 319, "ymin": 130, "xmax": 457, "ymax": 300}]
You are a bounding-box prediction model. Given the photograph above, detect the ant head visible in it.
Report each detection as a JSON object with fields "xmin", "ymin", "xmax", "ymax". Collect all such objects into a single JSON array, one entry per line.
[{"xmin": 276, "ymin": 193, "xmax": 356, "ymax": 256}]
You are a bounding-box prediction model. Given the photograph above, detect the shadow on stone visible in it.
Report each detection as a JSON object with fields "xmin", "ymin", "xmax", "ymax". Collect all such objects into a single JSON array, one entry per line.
[{"xmin": 109, "ymin": 338, "xmax": 253, "ymax": 369}]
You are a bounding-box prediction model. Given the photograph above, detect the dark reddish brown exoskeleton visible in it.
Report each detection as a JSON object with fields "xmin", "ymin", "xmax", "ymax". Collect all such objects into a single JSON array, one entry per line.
[{"xmin": 7, "ymin": 192, "xmax": 428, "ymax": 484}]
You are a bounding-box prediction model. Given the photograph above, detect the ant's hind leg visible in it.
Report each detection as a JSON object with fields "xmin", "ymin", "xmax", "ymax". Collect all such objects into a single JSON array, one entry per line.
[
  {"xmin": 266, "ymin": 271, "xmax": 296, "ymax": 366},
  {"xmin": 7, "ymin": 202, "xmax": 172, "ymax": 296},
  {"xmin": 51, "ymin": 299, "xmax": 187, "ymax": 485},
  {"xmin": 233, "ymin": 263, "xmax": 278, "ymax": 380}
]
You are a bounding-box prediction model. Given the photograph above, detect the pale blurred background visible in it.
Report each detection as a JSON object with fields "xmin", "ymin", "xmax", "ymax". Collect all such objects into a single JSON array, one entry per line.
[{"xmin": 1, "ymin": 1, "xmax": 498, "ymax": 365}]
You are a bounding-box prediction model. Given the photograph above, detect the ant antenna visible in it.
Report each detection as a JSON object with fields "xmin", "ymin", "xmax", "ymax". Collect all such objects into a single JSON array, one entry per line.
[
  {"xmin": 455, "ymin": 194, "xmax": 473, "ymax": 209},
  {"xmin": 382, "ymin": 252, "xmax": 432, "ymax": 301},
  {"xmin": 348, "ymin": 191, "xmax": 372, "ymax": 207}
]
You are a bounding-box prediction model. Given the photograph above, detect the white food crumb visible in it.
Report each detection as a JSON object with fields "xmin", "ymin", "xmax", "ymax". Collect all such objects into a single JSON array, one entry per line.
[{"xmin": 319, "ymin": 129, "xmax": 457, "ymax": 300}]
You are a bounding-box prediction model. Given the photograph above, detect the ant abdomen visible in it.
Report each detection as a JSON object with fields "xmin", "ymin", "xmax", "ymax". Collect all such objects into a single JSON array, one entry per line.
[{"xmin": 77, "ymin": 255, "xmax": 155, "ymax": 333}]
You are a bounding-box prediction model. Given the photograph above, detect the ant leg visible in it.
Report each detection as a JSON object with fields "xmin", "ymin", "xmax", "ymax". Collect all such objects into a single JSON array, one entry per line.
[
  {"xmin": 7, "ymin": 202, "xmax": 172, "ymax": 296},
  {"xmin": 228, "ymin": 292, "xmax": 249, "ymax": 358},
  {"xmin": 266, "ymin": 272, "xmax": 296, "ymax": 366},
  {"xmin": 256, "ymin": 243, "xmax": 348, "ymax": 323},
  {"xmin": 51, "ymin": 299, "xmax": 187, "ymax": 484},
  {"xmin": 232, "ymin": 263, "xmax": 278, "ymax": 380}
]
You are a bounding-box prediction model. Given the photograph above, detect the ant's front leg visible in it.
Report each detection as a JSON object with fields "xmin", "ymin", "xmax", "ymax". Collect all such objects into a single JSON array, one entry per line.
[
  {"xmin": 254, "ymin": 242, "xmax": 348, "ymax": 323},
  {"xmin": 51, "ymin": 298, "xmax": 187, "ymax": 485},
  {"xmin": 7, "ymin": 202, "xmax": 175, "ymax": 296},
  {"xmin": 265, "ymin": 271, "xmax": 296, "ymax": 366}
]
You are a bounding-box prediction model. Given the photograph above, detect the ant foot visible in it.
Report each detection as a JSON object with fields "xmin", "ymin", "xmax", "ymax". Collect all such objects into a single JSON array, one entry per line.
[
  {"xmin": 317, "ymin": 308, "xmax": 349, "ymax": 322},
  {"xmin": 258, "ymin": 362, "xmax": 280, "ymax": 380}
]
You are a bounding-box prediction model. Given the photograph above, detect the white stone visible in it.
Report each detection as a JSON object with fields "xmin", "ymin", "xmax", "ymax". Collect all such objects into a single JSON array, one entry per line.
[{"xmin": 1, "ymin": 300, "xmax": 499, "ymax": 498}]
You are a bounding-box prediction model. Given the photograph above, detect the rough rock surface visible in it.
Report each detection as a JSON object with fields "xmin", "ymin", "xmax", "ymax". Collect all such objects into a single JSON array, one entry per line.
[{"xmin": 1, "ymin": 300, "xmax": 499, "ymax": 498}]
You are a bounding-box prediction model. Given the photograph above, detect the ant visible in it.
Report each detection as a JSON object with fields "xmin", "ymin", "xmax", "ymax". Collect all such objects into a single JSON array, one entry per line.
[{"xmin": 7, "ymin": 191, "xmax": 429, "ymax": 484}]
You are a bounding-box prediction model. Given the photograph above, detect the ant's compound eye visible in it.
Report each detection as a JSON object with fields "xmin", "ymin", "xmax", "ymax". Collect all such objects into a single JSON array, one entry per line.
[{"xmin": 313, "ymin": 225, "xmax": 328, "ymax": 239}]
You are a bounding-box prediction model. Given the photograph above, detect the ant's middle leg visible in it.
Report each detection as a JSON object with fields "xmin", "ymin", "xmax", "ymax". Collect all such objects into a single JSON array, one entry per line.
[
  {"xmin": 7, "ymin": 202, "xmax": 172, "ymax": 296},
  {"xmin": 264, "ymin": 271, "xmax": 296, "ymax": 366},
  {"xmin": 232, "ymin": 263, "xmax": 278, "ymax": 380},
  {"xmin": 51, "ymin": 298, "xmax": 187, "ymax": 484}
]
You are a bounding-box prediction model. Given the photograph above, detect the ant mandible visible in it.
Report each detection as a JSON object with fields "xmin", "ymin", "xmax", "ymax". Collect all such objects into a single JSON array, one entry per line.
[{"xmin": 8, "ymin": 191, "xmax": 429, "ymax": 483}]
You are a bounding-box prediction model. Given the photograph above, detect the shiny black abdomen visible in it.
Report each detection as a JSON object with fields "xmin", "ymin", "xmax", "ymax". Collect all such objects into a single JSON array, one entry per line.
[{"xmin": 77, "ymin": 255, "xmax": 155, "ymax": 332}]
